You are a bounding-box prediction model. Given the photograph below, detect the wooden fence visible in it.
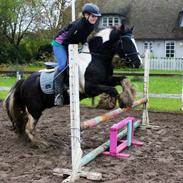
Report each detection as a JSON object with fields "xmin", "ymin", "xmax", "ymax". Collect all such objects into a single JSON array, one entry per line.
[{"xmin": 142, "ymin": 57, "xmax": 183, "ymax": 71}]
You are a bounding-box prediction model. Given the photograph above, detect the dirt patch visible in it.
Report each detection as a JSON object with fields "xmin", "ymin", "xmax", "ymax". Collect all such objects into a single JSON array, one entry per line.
[{"xmin": 0, "ymin": 101, "xmax": 183, "ymax": 183}]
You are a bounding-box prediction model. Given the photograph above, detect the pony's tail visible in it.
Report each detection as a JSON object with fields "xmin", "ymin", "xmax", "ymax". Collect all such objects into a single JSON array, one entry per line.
[{"xmin": 3, "ymin": 79, "xmax": 28, "ymax": 135}]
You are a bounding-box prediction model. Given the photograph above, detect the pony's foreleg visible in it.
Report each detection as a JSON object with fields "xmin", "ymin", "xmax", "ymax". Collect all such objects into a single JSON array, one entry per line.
[
  {"xmin": 106, "ymin": 77, "xmax": 136, "ymax": 108},
  {"xmin": 98, "ymin": 77, "xmax": 136, "ymax": 109},
  {"xmin": 85, "ymin": 82, "xmax": 119, "ymax": 109},
  {"xmin": 118, "ymin": 78, "xmax": 136, "ymax": 108},
  {"xmin": 25, "ymin": 111, "xmax": 48, "ymax": 147}
]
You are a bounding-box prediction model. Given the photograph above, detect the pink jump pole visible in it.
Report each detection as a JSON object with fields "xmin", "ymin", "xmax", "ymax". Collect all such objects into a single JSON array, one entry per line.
[{"xmin": 103, "ymin": 117, "xmax": 143, "ymax": 158}]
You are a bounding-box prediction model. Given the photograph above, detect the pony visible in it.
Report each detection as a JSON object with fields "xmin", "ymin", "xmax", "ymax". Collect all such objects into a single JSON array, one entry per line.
[{"xmin": 3, "ymin": 24, "xmax": 142, "ymax": 147}]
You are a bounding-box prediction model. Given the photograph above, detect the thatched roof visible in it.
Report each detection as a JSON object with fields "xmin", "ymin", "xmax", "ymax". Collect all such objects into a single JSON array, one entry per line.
[{"xmin": 93, "ymin": 0, "xmax": 183, "ymax": 40}]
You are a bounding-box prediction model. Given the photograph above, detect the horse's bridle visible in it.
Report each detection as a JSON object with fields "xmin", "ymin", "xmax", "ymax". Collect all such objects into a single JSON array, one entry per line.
[
  {"xmin": 119, "ymin": 35, "xmax": 139, "ymax": 59},
  {"xmin": 80, "ymin": 35, "xmax": 139, "ymax": 60}
]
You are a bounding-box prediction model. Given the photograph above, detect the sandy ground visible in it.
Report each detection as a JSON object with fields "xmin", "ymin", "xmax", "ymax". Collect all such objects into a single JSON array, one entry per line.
[{"xmin": 0, "ymin": 101, "xmax": 183, "ymax": 183}]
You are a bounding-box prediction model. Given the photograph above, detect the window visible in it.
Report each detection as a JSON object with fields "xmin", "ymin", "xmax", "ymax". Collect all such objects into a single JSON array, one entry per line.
[
  {"xmin": 114, "ymin": 17, "xmax": 120, "ymax": 25},
  {"xmin": 108, "ymin": 17, "xmax": 113, "ymax": 26},
  {"xmin": 180, "ymin": 15, "xmax": 183, "ymax": 27},
  {"xmin": 165, "ymin": 41, "xmax": 175, "ymax": 58},
  {"xmin": 179, "ymin": 11, "xmax": 183, "ymax": 28},
  {"xmin": 101, "ymin": 16, "xmax": 121, "ymax": 27},
  {"xmin": 102, "ymin": 17, "xmax": 107, "ymax": 27},
  {"xmin": 144, "ymin": 42, "xmax": 153, "ymax": 52}
]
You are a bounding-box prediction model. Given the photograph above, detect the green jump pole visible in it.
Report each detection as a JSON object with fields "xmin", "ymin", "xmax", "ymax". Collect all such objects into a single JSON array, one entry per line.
[{"xmin": 80, "ymin": 120, "xmax": 141, "ymax": 167}]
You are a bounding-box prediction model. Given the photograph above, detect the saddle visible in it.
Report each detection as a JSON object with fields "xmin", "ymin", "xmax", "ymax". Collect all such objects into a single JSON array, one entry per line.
[
  {"xmin": 40, "ymin": 62, "xmax": 69, "ymax": 94},
  {"xmin": 40, "ymin": 69, "xmax": 55, "ymax": 94}
]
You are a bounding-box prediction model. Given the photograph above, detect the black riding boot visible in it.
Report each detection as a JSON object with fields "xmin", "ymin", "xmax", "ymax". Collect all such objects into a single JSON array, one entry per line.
[{"xmin": 54, "ymin": 69, "xmax": 64, "ymax": 106}]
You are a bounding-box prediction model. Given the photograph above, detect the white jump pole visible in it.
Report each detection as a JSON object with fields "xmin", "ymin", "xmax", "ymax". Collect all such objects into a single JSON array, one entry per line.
[{"xmin": 142, "ymin": 49, "xmax": 150, "ymax": 126}]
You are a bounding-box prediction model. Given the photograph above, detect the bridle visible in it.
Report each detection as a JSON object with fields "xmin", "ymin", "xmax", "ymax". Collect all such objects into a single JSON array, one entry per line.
[
  {"xmin": 80, "ymin": 34, "xmax": 139, "ymax": 60},
  {"xmin": 119, "ymin": 35, "xmax": 139, "ymax": 59}
]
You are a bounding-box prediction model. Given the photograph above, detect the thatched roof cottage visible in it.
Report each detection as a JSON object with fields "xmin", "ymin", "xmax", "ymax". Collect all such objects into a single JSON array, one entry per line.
[{"xmin": 85, "ymin": 0, "xmax": 183, "ymax": 59}]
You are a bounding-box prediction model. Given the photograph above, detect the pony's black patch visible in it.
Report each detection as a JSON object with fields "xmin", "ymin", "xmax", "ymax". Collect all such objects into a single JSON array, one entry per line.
[{"xmin": 88, "ymin": 36, "xmax": 103, "ymax": 53}]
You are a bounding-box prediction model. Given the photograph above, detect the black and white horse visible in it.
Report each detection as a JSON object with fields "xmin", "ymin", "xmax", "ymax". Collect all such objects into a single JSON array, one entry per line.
[{"xmin": 4, "ymin": 25, "xmax": 142, "ymax": 146}]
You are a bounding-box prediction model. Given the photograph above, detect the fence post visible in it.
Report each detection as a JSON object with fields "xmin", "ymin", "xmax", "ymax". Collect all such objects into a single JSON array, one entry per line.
[
  {"xmin": 142, "ymin": 49, "xmax": 150, "ymax": 126},
  {"xmin": 181, "ymin": 75, "xmax": 183, "ymax": 111},
  {"xmin": 69, "ymin": 44, "xmax": 82, "ymax": 182},
  {"xmin": 16, "ymin": 71, "xmax": 22, "ymax": 81}
]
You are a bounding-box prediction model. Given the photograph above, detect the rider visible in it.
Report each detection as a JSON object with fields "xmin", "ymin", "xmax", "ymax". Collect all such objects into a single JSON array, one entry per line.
[{"xmin": 52, "ymin": 3, "xmax": 101, "ymax": 106}]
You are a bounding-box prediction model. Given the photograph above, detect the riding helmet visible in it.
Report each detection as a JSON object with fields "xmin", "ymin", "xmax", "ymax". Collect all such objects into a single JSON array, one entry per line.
[{"xmin": 82, "ymin": 3, "xmax": 101, "ymax": 17}]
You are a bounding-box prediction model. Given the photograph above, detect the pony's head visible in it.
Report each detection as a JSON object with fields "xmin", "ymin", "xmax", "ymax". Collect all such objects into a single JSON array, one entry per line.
[
  {"xmin": 111, "ymin": 24, "xmax": 142, "ymax": 68},
  {"xmin": 96, "ymin": 25, "xmax": 142, "ymax": 68}
]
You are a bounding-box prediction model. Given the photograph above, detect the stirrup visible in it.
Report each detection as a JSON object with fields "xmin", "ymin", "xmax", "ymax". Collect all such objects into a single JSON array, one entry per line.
[{"xmin": 54, "ymin": 94, "xmax": 64, "ymax": 106}]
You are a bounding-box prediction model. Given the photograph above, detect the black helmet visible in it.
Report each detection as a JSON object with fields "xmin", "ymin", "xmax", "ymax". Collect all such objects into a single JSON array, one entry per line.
[{"xmin": 82, "ymin": 3, "xmax": 101, "ymax": 17}]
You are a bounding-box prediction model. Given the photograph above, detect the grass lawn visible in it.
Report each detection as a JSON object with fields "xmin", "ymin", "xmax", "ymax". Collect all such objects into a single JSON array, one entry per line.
[
  {"xmin": 0, "ymin": 76, "xmax": 16, "ymax": 86},
  {"xmin": 81, "ymin": 74, "xmax": 182, "ymax": 112},
  {"xmin": 0, "ymin": 68, "xmax": 182, "ymax": 112}
]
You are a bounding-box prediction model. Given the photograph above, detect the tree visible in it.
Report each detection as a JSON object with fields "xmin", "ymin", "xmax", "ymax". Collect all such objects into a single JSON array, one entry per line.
[
  {"xmin": 38, "ymin": 0, "xmax": 69, "ymax": 31},
  {"xmin": 0, "ymin": 0, "xmax": 42, "ymax": 46},
  {"xmin": 0, "ymin": 0, "xmax": 74, "ymax": 64}
]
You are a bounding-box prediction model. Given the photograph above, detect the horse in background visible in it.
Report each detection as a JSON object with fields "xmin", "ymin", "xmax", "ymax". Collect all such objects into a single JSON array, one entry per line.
[{"xmin": 3, "ymin": 24, "xmax": 142, "ymax": 147}]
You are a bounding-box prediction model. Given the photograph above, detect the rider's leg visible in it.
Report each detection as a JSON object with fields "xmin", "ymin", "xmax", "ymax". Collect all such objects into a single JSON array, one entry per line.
[{"xmin": 53, "ymin": 45, "xmax": 67, "ymax": 106}]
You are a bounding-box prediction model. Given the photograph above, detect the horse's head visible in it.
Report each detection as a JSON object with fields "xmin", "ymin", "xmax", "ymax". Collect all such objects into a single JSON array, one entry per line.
[{"xmin": 110, "ymin": 25, "xmax": 142, "ymax": 68}]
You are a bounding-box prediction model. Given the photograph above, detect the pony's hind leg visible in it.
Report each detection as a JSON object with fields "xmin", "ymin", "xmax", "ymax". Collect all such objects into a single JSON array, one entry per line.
[{"xmin": 25, "ymin": 110, "xmax": 48, "ymax": 148}]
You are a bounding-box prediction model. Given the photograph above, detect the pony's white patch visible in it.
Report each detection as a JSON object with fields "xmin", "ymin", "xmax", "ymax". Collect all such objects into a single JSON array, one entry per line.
[
  {"xmin": 95, "ymin": 28, "xmax": 112, "ymax": 43},
  {"xmin": 78, "ymin": 43, "xmax": 91, "ymax": 93},
  {"xmin": 25, "ymin": 107, "xmax": 35, "ymax": 141},
  {"xmin": 8, "ymin": 88, "xmax": 15, "ymax": 121},
  {"xmin": 131, "ymin": 38, "xmax": 142, "ymax": 65}
]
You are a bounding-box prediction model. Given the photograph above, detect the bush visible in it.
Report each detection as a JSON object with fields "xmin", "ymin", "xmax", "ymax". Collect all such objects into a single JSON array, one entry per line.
[{"xmin": 112, "ymin": 55, "xmax": 132, "ymax": 68}]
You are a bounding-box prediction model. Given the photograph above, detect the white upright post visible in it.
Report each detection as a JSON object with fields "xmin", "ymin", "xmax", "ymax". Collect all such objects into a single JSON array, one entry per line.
[
  {"xmin": 16, "ymin": 71, "xmax": 21, "ymax": 81},
  {"xmin": 142, "ymin": 49, "xmax": 150, "ymax": 126},
  {"xmin": 69, "ymin": 44, "xmax": 82, "ymax": 182},
  {"xmin": 72, "ymin": 0, "xmax": 76, "ymax": 21},
  {"xmin": 181, "ymin": 75, "xmax": 183, "ymax": 111}
]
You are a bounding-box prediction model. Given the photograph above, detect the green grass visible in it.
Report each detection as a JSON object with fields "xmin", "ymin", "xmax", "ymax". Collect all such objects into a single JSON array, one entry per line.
[
  {"xmin": 0, "ymin": 91, "xmax": 8, "ymax": 100},
  {"xmin": 149, "ymin": 98, "xmax": 181, "ymax": 112},
  {"xmin": 131, "ymin": 76, "xmax": 182, "ymax": 94},
  {"xmin": 81, "ymin": 74, "xmax": 182, "ymax": 112},
  {"xmin": 0, "ymin": 76, "xmax": 16, "ymax": 87},
  {"xmin": 115, "ymin": 68, "xmax": 183, "ymax": 75}
]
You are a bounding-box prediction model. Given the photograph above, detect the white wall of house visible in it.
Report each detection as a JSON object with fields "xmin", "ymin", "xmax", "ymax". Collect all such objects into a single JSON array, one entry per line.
[{"xmin": 136, "ymin": 40, "xmax": 183, "ymax": 58}]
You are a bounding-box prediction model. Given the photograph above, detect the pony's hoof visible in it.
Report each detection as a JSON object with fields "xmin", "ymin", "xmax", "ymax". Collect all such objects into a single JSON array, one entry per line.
[
  {"xmin": 97, "ymin": 93, "xmax": 116, "ymax": 110},
  {"xmin": 31, "ymin": 139, "xmax": 49, "ymax": 149}
]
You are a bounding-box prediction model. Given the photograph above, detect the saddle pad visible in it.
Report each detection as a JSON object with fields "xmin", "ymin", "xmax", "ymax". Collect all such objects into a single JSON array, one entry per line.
[{"xmin": 40, "ymin": 71, "xmax": 55, "ymax": 94}]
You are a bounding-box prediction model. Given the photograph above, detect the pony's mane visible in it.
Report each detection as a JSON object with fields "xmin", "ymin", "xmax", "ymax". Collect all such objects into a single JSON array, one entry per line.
[
  {"xmin": 80, "ymin": 25, "xmax": 133, "ymax": 53},
  {"xmin": 94, "ymin": 25, "xmax": 132, "ymax": 43}
]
